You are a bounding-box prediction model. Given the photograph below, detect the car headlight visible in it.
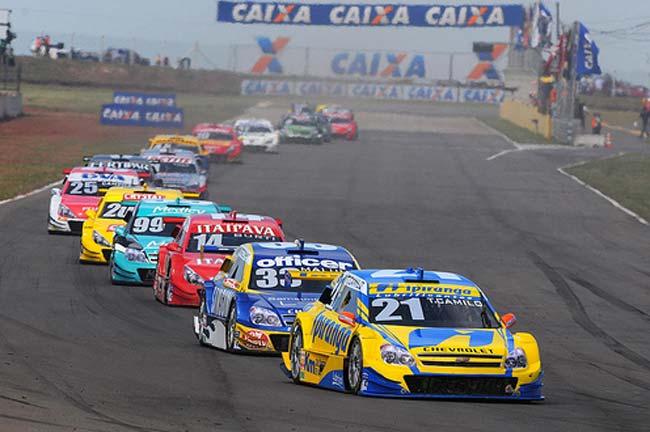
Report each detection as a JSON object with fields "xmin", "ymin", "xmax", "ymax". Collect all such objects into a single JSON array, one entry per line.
[
  {"xmin": 380, "ymin": 344, "xmax": 415, "ymax": 366},
  {"xmin": 184, "ymin": 266, "xmax": 204, "ymax": 285},
  {"xmin": 249, "ymin": 306, "xmax": 282, "ymax": 327},
  {"xmin": 125, "ymin": 246, "xmax": 148, "ymax": 262},
  {"xmin": 58, "ymin": 204, "xmax": 76, "ymax": 218},
  {"xmin": 504, "ymin": 347, "xmax": 528, "ymax": 369},
  {"xmin": 92, "ymin": 230, "xmax": 111, "ymax": 247}
]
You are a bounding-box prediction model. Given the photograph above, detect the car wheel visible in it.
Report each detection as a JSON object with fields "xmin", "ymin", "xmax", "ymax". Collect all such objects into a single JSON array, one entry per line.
[
  {"xmin": 196, "ymin": 295, "xmax": 208, "ymax": 346},
  {"xmin": 290, "ymin": 325, "xmax": 304, "ymax": 384},
  {"xmin": 345, "ymin": 338, "xmax": 363, "ymax": 394},
  {"xmin": 108, "ymin": 256, "xmax": 117, "ymax": 285},
  {"xmin": 226, "ymin": 303, "xmax": 237, "ymax": 352}
]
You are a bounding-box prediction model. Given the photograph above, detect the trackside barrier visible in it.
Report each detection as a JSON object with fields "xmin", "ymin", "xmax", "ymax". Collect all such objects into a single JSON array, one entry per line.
[
  {"xmin": 499, "ymin": 99, "xmax": 551, "ymax": 139},
  {"xmin": 241, "ymin": 79, "xmax": 508, "ymax": 105},
  {"xmin": 0, "ymin": 92, "xmax": 22, "ymax": 119}
]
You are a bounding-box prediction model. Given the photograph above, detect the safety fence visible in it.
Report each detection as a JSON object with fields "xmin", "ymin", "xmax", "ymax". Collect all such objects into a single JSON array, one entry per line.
[{"xmin": 241, "ymin": 79, "xmax": 510, "ymax": 104}]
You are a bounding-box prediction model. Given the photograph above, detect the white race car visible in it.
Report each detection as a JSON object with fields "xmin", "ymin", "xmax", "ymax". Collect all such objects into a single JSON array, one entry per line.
[
  {"xmin": 48, "ymin": 167, "xmax": 140, "ymax": 235},
  {"xmin": 234, "ymin": 118, "xmax": 279, "ymax": 153}
]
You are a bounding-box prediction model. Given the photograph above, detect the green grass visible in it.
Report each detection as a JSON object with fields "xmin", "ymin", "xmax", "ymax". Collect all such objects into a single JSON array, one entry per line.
[
  {"xmin": 567, "ymin": 153, "xmax": 650, "ymax": 221},
  {"xmin": 480, "ymin": 117, "xmax": 554, "ymax": 144}
]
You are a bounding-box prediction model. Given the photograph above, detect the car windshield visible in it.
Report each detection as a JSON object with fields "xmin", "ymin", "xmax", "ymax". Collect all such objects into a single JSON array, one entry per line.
[
  {"xmin": 99, "ymin": 201, "xmax": 134, "ymax": 219},
  {"xmin": 158, "ymin": 162, "xmax": 197, "ymax": 174},
  {"xmin": 153, "ymin": 144, "xmax": 198, "ymax": 154},
  {"xmin": 250, "ymin": 266, "xmax": 331, "ymax": 292},
  {"xmin": 197, "ymin": 131, "xmax": 232, "ymax": 140},
  {"xmin": 247, "ymin": 125, "xmax": 272, "ymax": 133},
  {"xmin": 128, "ymin": 215, "xmax": 182, "ymax": 236},
  {"xmin": 186, "ymin": 233, "xmax": 282, "ymax": 252},
  {"xmin": 368, "ymin": 296, "xmax": 500, "ymax": 328},
  {"xmin": 286, "ymin": 118, "xmax": 314, "ymax": 127}
]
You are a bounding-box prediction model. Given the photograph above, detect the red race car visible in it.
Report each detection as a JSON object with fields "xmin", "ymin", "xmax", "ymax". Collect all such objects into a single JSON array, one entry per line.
[
  {"xmin": 318, "ymin": 106, "xmax": 359, "ymax": 140},
  {"xmin": 153, "ymin": 212, "xmax": 285, "ymax": 306},
  {"xmin": 192, "ymin": 123, "xmax": 243, "ymax": 163}
]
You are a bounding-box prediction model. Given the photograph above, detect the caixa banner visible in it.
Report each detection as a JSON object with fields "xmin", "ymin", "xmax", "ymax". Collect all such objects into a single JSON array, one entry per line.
[
  {"xmin": 100, "ymin": 104, "xmax": 184, "ymax": 128},
  {"xmin": 113, "ymin": 92, "xmax": 176, "ymax": 107},
  {"xmin": 217, "ymin": 2, "xmax": 524, "ymax": 27}
]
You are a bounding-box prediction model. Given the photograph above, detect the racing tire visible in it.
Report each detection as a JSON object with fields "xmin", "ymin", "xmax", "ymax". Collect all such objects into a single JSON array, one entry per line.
[
  {"xmin": 289, "ymin": 325, "xmax": 304, "ymax": 384},
  {"xmin": 226, "ymin": 303, "xmax": 237, "ymax": 352},
  {"xmin": 108, "ymin": 256, "xmax": 118, "ymax": 286},
  {"xmin": 345, "ymin": 338, "xmax": 363, "ymax": 394},
  {"xmin": 196, "ymin": 295, "xmax": 209, "ymax": 346}
]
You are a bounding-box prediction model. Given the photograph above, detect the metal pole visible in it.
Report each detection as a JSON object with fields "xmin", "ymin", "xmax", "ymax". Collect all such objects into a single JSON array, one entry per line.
[
  {"xmin": 556, "ymin": 2, "xmax": 561, "ymax": 40},
  {"xmin": 448, "ymin": 52, "xmax": 454, "ymax": 81}
]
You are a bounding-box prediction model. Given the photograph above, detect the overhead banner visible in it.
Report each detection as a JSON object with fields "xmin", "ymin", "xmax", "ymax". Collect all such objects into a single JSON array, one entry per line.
[
  {"xmin": 217, "ymin": 2, "xmax": 525, "ymax": 28},
  {"xmin": 100, "ymin": 104, "xmax": 184, "ymax": 128}
]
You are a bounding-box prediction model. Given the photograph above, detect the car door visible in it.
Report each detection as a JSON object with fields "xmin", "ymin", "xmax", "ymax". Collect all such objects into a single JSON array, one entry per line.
[{"xmin": 210, "ymin": 252, "xmax": 246, "ymax": 320}]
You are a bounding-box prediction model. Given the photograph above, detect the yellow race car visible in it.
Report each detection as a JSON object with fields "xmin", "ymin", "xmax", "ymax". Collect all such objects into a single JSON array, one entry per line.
[
  {"xmin": 79, "ymin": 186, "xmax": 182, "ymax": 264},
  {"xmin": 282, "ymin": 268, "xmax": 544, "ymax": 400}
]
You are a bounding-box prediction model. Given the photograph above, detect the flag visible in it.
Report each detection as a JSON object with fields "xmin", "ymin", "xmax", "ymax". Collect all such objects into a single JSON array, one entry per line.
[
  {"xmin": 539, "ymin": 3, "xmax": 552, "ymax": 20},
  {"xmin": 576, "ymin": 22, "xmax": 602, "ymax": 76}
]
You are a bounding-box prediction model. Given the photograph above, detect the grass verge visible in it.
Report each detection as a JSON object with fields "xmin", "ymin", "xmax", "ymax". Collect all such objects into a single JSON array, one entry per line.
[
  {"xmin": 1, "ymin": 84, "xmax": 263, "ymax": 200},
  {"xmin": 566, "ymin": 153, "xmax": 650, "ymax": 221},
  {"xmin": 480, "ymin": 117, "xmax": 553, "ymax": 144}
]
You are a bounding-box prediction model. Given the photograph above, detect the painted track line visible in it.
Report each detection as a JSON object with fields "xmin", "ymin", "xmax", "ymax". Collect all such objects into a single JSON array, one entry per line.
[
  {"xmin": 0, "ymin": 181, "xmax": 60, "ymax": 207},
  {"xmin": 557, "ymin": 153, "xmax": 649, "ymax": 226}
]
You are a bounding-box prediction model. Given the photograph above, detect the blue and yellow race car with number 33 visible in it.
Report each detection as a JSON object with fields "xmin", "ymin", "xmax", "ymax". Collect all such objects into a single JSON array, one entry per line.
[{"xmin": 282, "ymin": 268, "xmax": 544, "ymax": 400}]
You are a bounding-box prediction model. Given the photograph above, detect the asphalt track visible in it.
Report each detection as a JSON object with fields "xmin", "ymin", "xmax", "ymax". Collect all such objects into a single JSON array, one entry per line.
[{"xmin": 1, "ymin": 100, "xmax": 649, "ymax": 431}]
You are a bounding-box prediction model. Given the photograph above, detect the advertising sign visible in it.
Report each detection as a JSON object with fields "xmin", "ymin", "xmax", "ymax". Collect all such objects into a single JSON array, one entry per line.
[
  {"xmin": 100, "ymin": 104, "xmax": 184, "ymax": 128},
  {"xmin": 112, "ymin": 92, "xmax": 176, "ymax": 107},
  {"xmin": 217, "ymin": 2, "xmax": 524, "ymax": 28}
]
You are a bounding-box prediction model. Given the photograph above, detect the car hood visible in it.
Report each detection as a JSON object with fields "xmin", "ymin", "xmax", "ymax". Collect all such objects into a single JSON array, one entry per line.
[
  {"xmin": 183, "ymin": 252, "xmax": 228, "ymax": 279},
  {"xmin": 91, "ymin": 218, "xmax": 127, "ymax": 241},
  {"xmin": 129, "ymin": 234, "xmax": 173, "ymax": 256},
  {"xmin": 242, "ymin": 132, "xmax": 274, "ymax": 142},
  {"xmin": 331, "ymin": 122, "xmax": 353, "ymax": 132},
  {"xmin": 283, "ymin": 125, "xmax": 318, "ymax": 135},
  {"xmin": 377, "ymin": 326, "xmax": 510, "ymax": 357},
  {"xmin": 155, "ymin": 173, "xmax": 202, "ymax": 187},
  {"xmin": 247, "ymin": 290, "xmax": 321, "ymax": 314},
  {"xmin": 61, "ymin": 195, "xmax": 102, "ymax": 218}
]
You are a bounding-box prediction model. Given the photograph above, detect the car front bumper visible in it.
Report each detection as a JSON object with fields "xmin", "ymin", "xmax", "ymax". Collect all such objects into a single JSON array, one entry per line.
[{"xmin": 111, "ymin": 252, "xmax": 157, "ymax": 285}]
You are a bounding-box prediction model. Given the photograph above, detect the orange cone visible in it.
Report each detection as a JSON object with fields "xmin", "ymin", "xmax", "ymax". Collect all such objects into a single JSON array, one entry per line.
[{"xmin": 605, "ymin": 132, "xmax": 613, "ymax": 148}]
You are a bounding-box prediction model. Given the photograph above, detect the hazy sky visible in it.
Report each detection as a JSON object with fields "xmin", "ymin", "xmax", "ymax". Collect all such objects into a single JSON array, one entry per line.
[{"xmin": 2, "ymin": 0, "xmax": 650, "ymax": 83}]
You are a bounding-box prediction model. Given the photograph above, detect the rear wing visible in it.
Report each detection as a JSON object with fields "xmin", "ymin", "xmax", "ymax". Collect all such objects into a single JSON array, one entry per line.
[{"xmin": 286, "ymin": 270, "xmax": 341, "ymax": 281}]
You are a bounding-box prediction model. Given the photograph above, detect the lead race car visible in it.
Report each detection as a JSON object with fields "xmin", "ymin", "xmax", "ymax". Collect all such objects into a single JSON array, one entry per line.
[
  {"xmin": 233, "ymin": 118, "xmax": 279, "ymax": 153},
  {"xmin": 48, "ymin": 167, "xmax": 140, "ymax": 234},
  {"xmin": 282, "ymin": 268, "xmax": 544, "ymax": 400},
  {"xmin": 194, "ymin": 241, "xmax": 359, "ymax": 353},
  {"xmin": 109, "ymin": 198, "xmax": 224, "ymax": 285},
  {"xmin": 154, "ymin": 212, "xmax": 285, "ymax": 306}
]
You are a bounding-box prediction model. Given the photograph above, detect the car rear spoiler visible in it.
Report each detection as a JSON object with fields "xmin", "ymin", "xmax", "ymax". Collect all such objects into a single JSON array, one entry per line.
[{"xmin": 286, "ymin": 270, "xmax": 341, "ymax": 281}]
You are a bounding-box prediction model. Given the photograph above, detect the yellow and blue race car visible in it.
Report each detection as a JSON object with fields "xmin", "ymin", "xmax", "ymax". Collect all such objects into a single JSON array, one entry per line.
[
  {"xmin": 80, "ymin": 186, "xmax": 183, "ymax": 264},
  {"xmin": 281, "ymin": 268, "xmax": 544, "ymax": 400}
]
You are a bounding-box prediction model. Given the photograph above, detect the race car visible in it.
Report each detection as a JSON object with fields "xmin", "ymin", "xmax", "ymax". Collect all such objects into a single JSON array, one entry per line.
[
  {"xmin": 233, "ymin": 118, "xmax": 279, "ymax": 153},
  {"xmin": 142, "ymin": 154, "xmax": 208, "ymax": 199},
  {"xmin": 48, "ymin": 167, "xmax": 140, "ymax": 235},
  {"xmin": 84, "ymin": 154, "xmax": 157, "ymax": 181},
  {"xmin": 192, "ymin": 124, "xmax": 243, "ymax": 163},
  {"xmin": 317, "ymin": 106, "xmax": 358, "ymax": 140},
  {"xmin": 79, "ymin": 186, "xmax": 183, "ymax": 264},
  {"xmin": 108, "ymin": 198, "xmax": 223, "ymax": 285},
  {"xmin": 154, "ymin": 212, "xmax": 285, "ymax": 306},
  {"xmin": 278, "ymin": 115, "xmax": 325, "ymax": 144},
  {"xmin": 193, "ymin": 241, "xmax": 359, "ymax": 353},
  {"xmin": 281, "ymin": 268, "xmax": 544, "ymax": 400},
  {"xmin": 147, "ymin": 135, "xmax": 210, "ymax": 172}
]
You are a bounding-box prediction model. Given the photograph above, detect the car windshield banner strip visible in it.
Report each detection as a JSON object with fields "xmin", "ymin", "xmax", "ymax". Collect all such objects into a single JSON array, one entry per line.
[
  {"xmin": 100, "ymin": 104, "xmax": 184, "ymax": 128},
  {"xmin": 217, "ymin": 2, "xmax": 524, "ymax": 28},
  {"xmin": 113, "ymin": 92, "xmax": 176, "ymax": 107}
]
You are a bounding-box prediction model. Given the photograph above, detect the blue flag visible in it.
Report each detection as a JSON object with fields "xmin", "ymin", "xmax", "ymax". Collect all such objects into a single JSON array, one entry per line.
[{"xmin": 576, "ymin": 22, "xmax": 602, "ymax": 76}]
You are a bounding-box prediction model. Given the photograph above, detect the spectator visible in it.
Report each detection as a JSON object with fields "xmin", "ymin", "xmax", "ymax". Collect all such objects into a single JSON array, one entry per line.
[
  {"xmin": 591, "ymin": 113, "xmax": 602, "ymax": 135},
  {"xmin": 163, "ymin": 56, "xmax": 169, "ymax": 67},
  {"xmin": 575, "ymin": 100, "xmax": 587, "ymax": 131},
  {"xmin": 639, "ymin": 97, "xmax": 650, "ymax": 139},
  {"xmin": 155, "ymin": 54, "xmax": 161, "ymax": 66}
]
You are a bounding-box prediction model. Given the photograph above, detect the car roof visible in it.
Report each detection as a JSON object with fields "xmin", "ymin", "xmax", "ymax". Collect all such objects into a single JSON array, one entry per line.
[
  {"xmin": 350, "ymin": 269, "xmax": 477, "ymax": 287},
  {"xmin": 134, "ymin": 199, "xmax": 218, "ymax": 216},
  {"xmin": 102, "ymin": 187, "xmax": 182, "ymax": 202},
  {"xmin": 149, "ymin": 135, "xmax": 200, "ymax": 146},
  {"xmin": 248, "ymin": 241, "xmax": 355, "ymax": 261},
  {"xmin": 188, "ymin": 213, "xmax": 278, "ymax": 225}
]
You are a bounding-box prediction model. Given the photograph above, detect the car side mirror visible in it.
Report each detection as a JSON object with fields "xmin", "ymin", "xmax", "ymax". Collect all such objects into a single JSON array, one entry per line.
[
  {"xmin": 171, "ymin": 225, "xmax": 182, "ymax": 239},
  {"xmin": 338, "ymin": 311, "xmax": 356, "ymax": 326},
  {"xmin": 122, "ymin": 212, "xmax": 132, "ymax": 223},
  {"xmin": 319, "ymin": 286, "xmax": 333, "ymax": 305},
  {"xmin": 167, "ymin": 242, "xmax": 180, "ymax": 253},
  {"xmin": 85, "ymin": 209, "xmax": 97, "ymax": 219},
  {"xmin": 114, "ymin": 226, "xmax": 127, "ymax": 239},
  {"xmin": 501, "ymin": 313, "xmax": 516, "ymax": 329},
  {"xmin": 218, "ymin": 205, "xmax": 232, "ymax": 213},
  {"xmin": 51, "ymin": 188, "xmax": 61, "ymax": 196},
  {"xmin": 220, "ymin": 258, "xmax": 233, "ymax": 273}
]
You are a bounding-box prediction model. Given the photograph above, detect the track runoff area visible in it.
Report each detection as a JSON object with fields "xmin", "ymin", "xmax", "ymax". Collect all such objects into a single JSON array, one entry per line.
[{"xmin": 0, "ymin": 99, "xmax": 648, "ymax": 432}]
